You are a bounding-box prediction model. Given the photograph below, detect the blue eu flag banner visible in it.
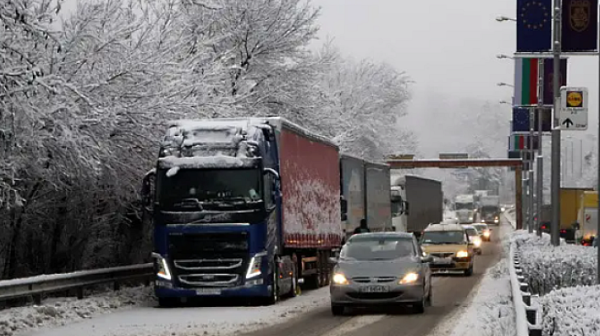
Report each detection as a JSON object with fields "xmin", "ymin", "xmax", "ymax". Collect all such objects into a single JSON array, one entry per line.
[
  {"xmin": 516, "ymin": 0, "xmax": 552, "ymax": 52},
  {"xmin": 512, "ymin": 107, "xmax": 530, "ymax": 132},
  {"xmin": 562, "ymin": 0, "xmax": 598, "ymax": 52}
]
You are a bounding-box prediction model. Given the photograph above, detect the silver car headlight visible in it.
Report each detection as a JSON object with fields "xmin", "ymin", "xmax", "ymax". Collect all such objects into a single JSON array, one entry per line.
[
  {"xmin": 399, "ymin": 272, "xmax": 419, "ymax": 284},
  {"xmin": 332, "ymin": 273, "xmax": 349, "ymax": 285}
]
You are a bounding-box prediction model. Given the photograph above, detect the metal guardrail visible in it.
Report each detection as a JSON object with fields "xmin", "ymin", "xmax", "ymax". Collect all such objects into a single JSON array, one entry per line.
[
  {"xmin": 0, "ymin": 263, "xmax": 153, "ymax": 305},
  {"xmin": 509, "ymin": 243, "xmax": 542, "ymax": 336}
]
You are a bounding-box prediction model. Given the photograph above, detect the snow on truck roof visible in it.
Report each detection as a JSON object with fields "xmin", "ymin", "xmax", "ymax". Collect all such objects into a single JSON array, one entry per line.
[
  {"xmin": 167, "ymin": 117, "xmax": 339, "ymax": 149},
  {"xmin": 390, "ymin": 174, "xmax": 441, "ymax": 186}
]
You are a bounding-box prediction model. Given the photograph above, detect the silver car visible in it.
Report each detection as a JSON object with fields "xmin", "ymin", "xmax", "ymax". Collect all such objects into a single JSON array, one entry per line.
[{"xmin": 329, "ymin": 232, "xmax": 433, "ymax": 315}]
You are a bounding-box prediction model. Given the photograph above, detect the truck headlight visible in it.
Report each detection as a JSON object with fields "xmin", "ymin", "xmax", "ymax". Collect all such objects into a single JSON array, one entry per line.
[
  {"xmin": 456, "ymin": 250, "xmax": 469, "ymax": 258},
  {"xmin": 469, "ymin": 217, "xmax": 473, "ymax": 221},
  {"xmin": 473, "ymin": 238, "xmax": 482, "ymax": 247},
  {"xmin": 399, "ymin": 272, "xmax": 419, "ymax": 284},
  {"xmin": 332, "ymin": 273, "xmax": 349, "ymax": 285},
  {"xmin": 483, "ymin": 231, "xmax": 491, "ymax": 238},
  {"xmin": 152, "ymin": 252, "xmax": 172, "ymax": 281},
  {"xmin": 246, "ymin": 252, "xmax": 267, "ymax": 279}
]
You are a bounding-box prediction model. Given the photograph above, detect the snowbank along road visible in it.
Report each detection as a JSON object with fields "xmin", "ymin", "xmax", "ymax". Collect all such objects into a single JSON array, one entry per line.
[{"xmin": 17, "ymin": 220, "xmax": 507, "ymax": 336}]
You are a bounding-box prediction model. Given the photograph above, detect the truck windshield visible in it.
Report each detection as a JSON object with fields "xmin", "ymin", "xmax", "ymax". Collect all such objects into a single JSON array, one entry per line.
[
  {"xmin": 421, "ymin": 231, "xmax": 467, "ymax": 244},
  {"xmin": 481, "ymin": 206, "xmax": 498, "ymax": 212},
  {"xmin": 455, "ymin": 202, "xmax": 474, "ymax": 210},
  {"xmin": 156, "ymin": 168, "xmax": 262, "ymax": 211}
]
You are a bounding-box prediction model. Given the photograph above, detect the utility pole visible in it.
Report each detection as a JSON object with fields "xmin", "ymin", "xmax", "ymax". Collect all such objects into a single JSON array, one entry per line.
[
  {"xmin": 528, "ymin": 108, "xmax": 535, "ymax": 233},
  {"xmin": 536, "ymin": 59, "xmax": 544, "ymax": 237},
  {"xmin": 596, "ymin": 7, "xmax": 600, "ymax": 285},
  {"xmin": 550, "ymin": 4, "xmax": 561, "ymax": 246}
]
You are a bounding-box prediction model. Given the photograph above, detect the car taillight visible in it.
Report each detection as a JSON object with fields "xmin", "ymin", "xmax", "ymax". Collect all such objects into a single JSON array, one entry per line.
[
  {"xmin": 560, "ymin": 229, "xmax": 566, "ymax": 234},
  {"xmin": 541, "ymin": 225, "xmax": 546, "ymax": 230}
]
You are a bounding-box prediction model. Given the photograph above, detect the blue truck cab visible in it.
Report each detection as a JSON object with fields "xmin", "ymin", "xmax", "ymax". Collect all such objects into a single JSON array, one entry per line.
[{"xmin": 141, "ymin": 119, "xmax": 297, "ymax": 306}]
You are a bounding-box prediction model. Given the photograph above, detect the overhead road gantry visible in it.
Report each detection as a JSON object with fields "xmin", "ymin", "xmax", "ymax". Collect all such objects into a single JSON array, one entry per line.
[{"xmin": 385, "ymin": 157, "xmax": 525, "ymax": 230}]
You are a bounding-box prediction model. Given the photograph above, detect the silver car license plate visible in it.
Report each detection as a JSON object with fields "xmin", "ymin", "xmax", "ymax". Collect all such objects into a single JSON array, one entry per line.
[
  {"xmin": 359, "ymin": 285, "xmax": 389, "ymax": 293},
  {"xmin": 433, "ymin": 257, "xmax": 453, "ymax": 265}
]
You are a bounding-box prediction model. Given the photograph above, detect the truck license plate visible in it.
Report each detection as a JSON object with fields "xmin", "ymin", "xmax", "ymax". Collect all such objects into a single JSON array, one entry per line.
[
  {"xmin": 433, "ymin": 257, "xmax": 452, "ymax": 265},
  {"xmin": 359, "ymin": 285, "xmax": 389, "ymax": 293},
  {"xmin": 195, "ymin": 288, "xmax": 221, "ymax": 295}
]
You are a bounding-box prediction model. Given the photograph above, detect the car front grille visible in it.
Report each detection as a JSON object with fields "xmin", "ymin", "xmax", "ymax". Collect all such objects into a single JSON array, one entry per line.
[
  {"xmin": 351, "ymin": 276, "xmax": 398, "ymax": 283},
  {"xmin": 430, "ymin": 252, "xmax": 454, "ymax": 258}
]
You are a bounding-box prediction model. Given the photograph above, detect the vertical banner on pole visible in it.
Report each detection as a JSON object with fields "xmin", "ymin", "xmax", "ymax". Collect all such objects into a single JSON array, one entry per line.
[
  {"xmin": 516, "ymin": 0, "xmax": 553, "ymax": 52},
  {"xmin": 561, "ymin": 0, "xmax": 599, "ymax": 52}
]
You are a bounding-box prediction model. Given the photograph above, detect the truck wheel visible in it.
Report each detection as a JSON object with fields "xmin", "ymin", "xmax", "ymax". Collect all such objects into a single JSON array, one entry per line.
[
  {"xmin": 265, "ymin": 260, "xmax": 279, "ymax": 305},
  {"xmin": 286, "ymin": 261, "xmax": 298, "ymax": 298},
  {"xmin": 464, "ymin": 265, "xmax": 473, "ymax": 277}
]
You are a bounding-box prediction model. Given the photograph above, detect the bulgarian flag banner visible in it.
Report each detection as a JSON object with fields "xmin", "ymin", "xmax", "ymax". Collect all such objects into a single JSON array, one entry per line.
[
  {"xmin": 514, "ymin": 58, "xmax": 540, "ymax": 106},
  {"xmin": 511, "ymin": 134, "xmax": 527, "ymax": 150}
]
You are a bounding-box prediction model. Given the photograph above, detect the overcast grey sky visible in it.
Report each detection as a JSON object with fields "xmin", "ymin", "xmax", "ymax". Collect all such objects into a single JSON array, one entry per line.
[{"xmin": 312, "ymin": 0, "xmax": 598, "ymax": 149}]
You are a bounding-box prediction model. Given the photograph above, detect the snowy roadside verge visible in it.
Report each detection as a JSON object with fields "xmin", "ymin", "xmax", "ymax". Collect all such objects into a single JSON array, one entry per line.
[
  {"xmin": 512, "ymin": 230, "xmax": 595, "ymax": 295},
  {"xmin": 19, "ymin": 287, "xmax": 330, "ymax": 336},
  {"xmin": 1, "ymin": 286, "xmax": 154, "ymax": 336},
  {"xmin": 510, "ymin": 230, "xmax": 600, "ymax": 336},
  {"xmin": 429, "ymin": 219, "xmax": 515, "ymax": 336}
]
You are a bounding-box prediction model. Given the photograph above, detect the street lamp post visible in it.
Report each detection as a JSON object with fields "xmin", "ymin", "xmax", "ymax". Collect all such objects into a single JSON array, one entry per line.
[
  {"xmin": 497, "ymin": 82, "xmax": 515, "ymax": 88},
  {"xmin": 497, "ymin": 54, "xmax": 515, "ymax": 60},
  {"xmin": 496, "ymin": 16, "xmax": 517, "ymax": 22},
  {"xmin": 550, "ymin": 5, "xmax": 561, "ymax": 247}
]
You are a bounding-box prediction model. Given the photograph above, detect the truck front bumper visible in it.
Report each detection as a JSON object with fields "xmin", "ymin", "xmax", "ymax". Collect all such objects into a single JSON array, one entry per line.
[{"xmin": 154, "ymin": 278, "xmax": 271, "ymax": 298}]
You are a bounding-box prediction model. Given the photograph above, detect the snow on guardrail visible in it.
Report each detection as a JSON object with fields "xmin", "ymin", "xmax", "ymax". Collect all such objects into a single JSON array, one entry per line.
[
  {"xmin": 509, "ymin": 242, "xmax": 542, "ymax": 336},
  {"xmin": 0, "ymin": 263, "xmax": 153, "ymax": 305}
]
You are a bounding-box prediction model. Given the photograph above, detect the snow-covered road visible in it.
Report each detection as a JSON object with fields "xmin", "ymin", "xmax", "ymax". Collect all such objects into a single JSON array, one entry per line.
[{"xmin": 17, "ymin": 287, "xmax": 330, "ymax": 336}]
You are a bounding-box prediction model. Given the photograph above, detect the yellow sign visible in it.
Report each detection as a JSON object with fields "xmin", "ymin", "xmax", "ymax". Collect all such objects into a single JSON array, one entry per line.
[{"xmin": 566, "ymin": 91, "xmax": 583, "ymax": 108}]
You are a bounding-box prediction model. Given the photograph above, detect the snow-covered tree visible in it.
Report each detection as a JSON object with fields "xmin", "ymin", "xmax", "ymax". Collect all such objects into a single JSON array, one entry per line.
[
  {"xmin": 0, "ymin": 0, "xmax": 416, "ymax": 278},
  {"xmin": 314, "ymin": 52, "xmax": 414, "ymax": 161}
]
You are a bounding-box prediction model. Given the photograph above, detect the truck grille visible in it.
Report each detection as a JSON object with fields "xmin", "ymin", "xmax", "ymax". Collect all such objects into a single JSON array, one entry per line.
[{"xmin": 168, "ymin": 233, "xmax": 249, "ymax": 288}]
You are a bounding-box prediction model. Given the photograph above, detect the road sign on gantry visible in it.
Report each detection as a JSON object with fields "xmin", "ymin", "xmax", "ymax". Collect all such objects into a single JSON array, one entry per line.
[{"xmin": 559, "ymin": 87, "xmax": 588, "ymax": 131}]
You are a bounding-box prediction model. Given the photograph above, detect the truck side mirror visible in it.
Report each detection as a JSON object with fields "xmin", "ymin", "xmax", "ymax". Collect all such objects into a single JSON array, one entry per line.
[
  {"xmin": 404, "ymin": 201, "xmax": 410, "ymax": 215},
  {"xmin": 141, "ymin": 169, "xmax": 156, "ymax": 214},
  {"xmin": 263, "ymin": 167, "xmax": 280, "ymax": 180},
  {"xmin": 341, "ymin": 198, "xmax": 348, "ymax": 214}
]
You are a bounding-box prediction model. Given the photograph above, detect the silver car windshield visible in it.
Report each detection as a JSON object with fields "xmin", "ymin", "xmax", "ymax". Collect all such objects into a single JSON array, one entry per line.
[
  {"xmin": 473, "ymin": 225, "xmax": 487, "ymax": 231},
  {"xmin": 340, "ymin": 237, "xmax": 414, "ymax": 261}
]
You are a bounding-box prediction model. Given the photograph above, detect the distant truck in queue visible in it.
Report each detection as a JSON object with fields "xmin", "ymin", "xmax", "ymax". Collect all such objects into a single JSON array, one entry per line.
[
  {"xmin": 390, "ymin": 174, "xmax": 443, "ymax": 237},
  {"xmin": 142, "ymin": 117, "xmax": 344, "ymax": 306},
  {"xmin": 454, "ymin": 194, "xmax": 476, "ymax": 224},
  {"xmin": 339, "ymin": 155, "xmax": 392, "ymax": 238},
  {"xmin": 479, "ymin": 195, "xmax": 500, "ymax": 225}
]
